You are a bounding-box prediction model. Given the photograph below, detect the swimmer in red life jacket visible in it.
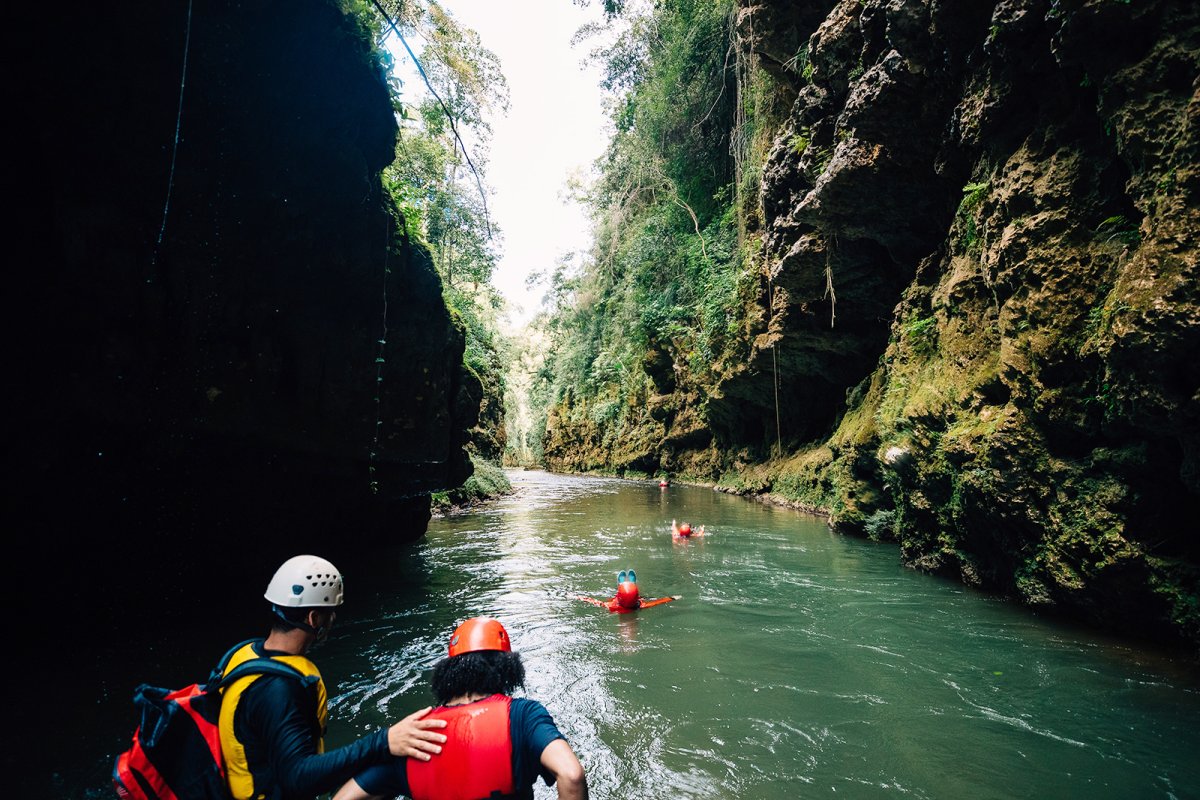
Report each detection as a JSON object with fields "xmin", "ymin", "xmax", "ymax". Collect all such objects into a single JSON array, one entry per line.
[
  {"xmin": 671, "ymin": 519, "xmax": 706, "ymax": 539},
  {"xmin": 576, "ymin": 570, "xmax": 678, "ymax": 613},
  {"xmin": 333, "ymin": 616, "xmax": 588, "ymax": 800}
]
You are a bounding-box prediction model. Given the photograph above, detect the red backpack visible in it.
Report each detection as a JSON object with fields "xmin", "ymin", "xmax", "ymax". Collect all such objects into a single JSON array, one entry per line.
[{"xmin": 112, "ymin": 639, "xmax": 313, "ymax": 800}]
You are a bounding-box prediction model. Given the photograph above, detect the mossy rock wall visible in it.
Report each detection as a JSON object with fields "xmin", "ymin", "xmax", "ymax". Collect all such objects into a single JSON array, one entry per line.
[{"xmin": 543, "ymin": 0, "xmax": 1200, "ymax": 647}]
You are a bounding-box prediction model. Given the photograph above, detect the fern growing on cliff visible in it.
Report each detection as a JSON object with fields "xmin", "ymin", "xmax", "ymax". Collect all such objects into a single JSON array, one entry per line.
[{"xmin": 957, "ymin": 179, "xmax": 990, "ymax": 254}]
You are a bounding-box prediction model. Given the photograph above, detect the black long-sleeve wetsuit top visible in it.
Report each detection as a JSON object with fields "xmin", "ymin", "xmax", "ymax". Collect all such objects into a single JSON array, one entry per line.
[{"xmin": 229, "ymin": 664, "xmax": 390, "ymax": 800}]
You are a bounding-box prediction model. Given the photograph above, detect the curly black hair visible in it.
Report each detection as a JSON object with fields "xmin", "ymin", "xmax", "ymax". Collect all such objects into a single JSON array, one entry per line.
[{"xmin": 430, "ymin": 650, "xmax": 526, "ymax": 706}]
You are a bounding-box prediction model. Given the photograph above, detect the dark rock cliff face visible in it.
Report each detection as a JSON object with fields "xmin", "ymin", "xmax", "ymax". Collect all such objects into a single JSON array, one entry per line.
[
  {"xmin": 11, "ymin": 0, "xmax": 477, "ymax": 639},
  {"xmin": 547, "ymin": 0, "xmax": 1200, "ymax": 647}
]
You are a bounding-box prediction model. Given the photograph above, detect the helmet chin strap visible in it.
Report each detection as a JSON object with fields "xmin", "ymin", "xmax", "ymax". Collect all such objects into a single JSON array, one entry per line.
[{"xmin": 272, "ymin": 604, "xmax": 320, "ymax": 635}]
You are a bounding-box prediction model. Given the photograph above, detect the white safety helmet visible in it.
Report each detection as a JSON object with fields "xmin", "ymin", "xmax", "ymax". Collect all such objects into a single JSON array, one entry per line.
[{"xmin": 264, "ymin": 555, "xmax": 344, "ymax": 608}]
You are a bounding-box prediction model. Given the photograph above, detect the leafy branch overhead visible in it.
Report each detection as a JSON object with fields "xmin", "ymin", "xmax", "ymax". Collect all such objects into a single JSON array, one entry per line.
[{"xmin": 355, "ymin": 0, "xmax": 509, "ymax": 240}]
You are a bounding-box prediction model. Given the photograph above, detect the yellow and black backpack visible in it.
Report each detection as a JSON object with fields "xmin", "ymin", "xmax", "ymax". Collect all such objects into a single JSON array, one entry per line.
[{"xmin": 112, "ymin": 638, "xmax": 315, "ymax": 800}]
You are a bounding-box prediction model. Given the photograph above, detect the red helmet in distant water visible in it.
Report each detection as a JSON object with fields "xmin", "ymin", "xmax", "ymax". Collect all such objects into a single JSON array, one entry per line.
[
  {"xmin": 616, "ymin": 581, "xmax": 641, "ymax": 609},
  {"xmin": 615, "ymin": 570, "xmax": 640, "ymax": 609},
  {"xmin": 679, "ymin": 522, "xmax": 692, "ymax": 536}
]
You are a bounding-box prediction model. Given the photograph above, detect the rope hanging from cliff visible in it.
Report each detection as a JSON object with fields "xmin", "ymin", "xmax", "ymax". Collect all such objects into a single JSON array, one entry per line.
[
  {"xmin": 768, "ymin": 270, "xmax": 782, "ymax": 457},
  {"xmin": 152, "ymin": 0, "xmax": 194, "ymax": 266},
  {"xmin": 824, "ymin": 234, "xmax": 837, "ymax": 329},
  {"xmin": 730, "ymin": 4, "xmax": 749, "ymax": 249},
  {"xmin": 368, "ymin": 212, "xmax": 392, "ymax": 495},
  {"xmin": 772, "ymin": 342, "xmax": 781, "ymax": 457},
  {"xmin": 370, "ymin": 0, "xmax": 493, "ymax": 240}
]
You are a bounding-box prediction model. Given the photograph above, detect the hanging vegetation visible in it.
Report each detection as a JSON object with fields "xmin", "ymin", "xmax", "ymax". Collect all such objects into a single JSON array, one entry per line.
[{"xmin": 511, "ymin": 0, "xmax": 767, "ymax": 474}]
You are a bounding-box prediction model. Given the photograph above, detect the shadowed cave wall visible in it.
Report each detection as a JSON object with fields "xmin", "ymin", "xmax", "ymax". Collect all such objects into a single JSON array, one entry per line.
[{"xmin": 9, "ymin": 0, "xmax": 478, "ymax": 641}]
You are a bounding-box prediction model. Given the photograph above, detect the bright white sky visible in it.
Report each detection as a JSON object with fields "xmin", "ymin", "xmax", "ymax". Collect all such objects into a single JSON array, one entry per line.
[{"xmin": 383, "ymin": 0, "xmax": 612, "ymax": 330}]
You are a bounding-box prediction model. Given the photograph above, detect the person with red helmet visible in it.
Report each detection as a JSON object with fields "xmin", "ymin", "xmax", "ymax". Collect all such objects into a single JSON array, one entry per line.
[
  {"xmin": 333, "ymin": 617, "xmax": 588, "ymax": 800},
  {"xmin": 671, "ymin": 518, "xmax": 706, "ymax": 539},
  {"xmin": 576, "ymin": 570, "xmax": 679, "ymax": 613}
]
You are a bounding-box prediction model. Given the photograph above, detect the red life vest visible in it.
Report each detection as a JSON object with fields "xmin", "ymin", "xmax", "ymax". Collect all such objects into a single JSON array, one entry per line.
[{"xmin": 406, "ymin": 694, "xmax": 515, "ymax": 800}]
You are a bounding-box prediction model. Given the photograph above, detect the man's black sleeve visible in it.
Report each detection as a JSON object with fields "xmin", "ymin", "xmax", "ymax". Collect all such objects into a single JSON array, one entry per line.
[{"xmin": 242, "ymin": 675, "xmax": 391, "ymax": 797}]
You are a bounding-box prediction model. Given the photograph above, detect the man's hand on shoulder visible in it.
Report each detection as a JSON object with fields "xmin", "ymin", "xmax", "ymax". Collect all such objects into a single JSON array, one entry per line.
[{"xmin": 387, "ymin": 706, "xmax": 448, "ymax": 760}]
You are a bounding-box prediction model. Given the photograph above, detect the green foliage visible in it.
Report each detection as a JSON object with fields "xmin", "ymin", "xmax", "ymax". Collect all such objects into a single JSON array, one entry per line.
[
  {"xmin": 505, "ymin": 0, "xmax": 776, "ymax": 466},
  {"xmin": 1157, "ymin": 168, "xmax": 1178, "ymax": 193},
  {"xmin": 432, "ymin": 453, "xmax": 512, "ymax": 511},
  {"xmin": 863, "ymin": 509, "xmax": 897, "ymax": 541},
  {"xmin": 1081, "ymin": 366, "xmax": 1140, "ymax": 424},
  {"xmin": 1094, "ymin": 215, "xmax": 1140, "ymax": 247},
  {"xmin": 957, "ymin": 179, "xmax": 990, "ymax": 254},
  {"xmin": 375, "ymin": 1, "xmax": 510, "ymax": 290},
  {"xmin": 812, "ymin": 144, "xmax": 835, "ymax": 175},
  {"xmin": 590, "ymin": 398, "xmax": 624, "ymax": 427},
  {"xmin": 501, "ymin": 315, "xmax": 559, "ymax": 466},
  {"xmin": 1082, "ymin": 285, "xmax": 1129, "ymax": 346},
  {"xmin": 960, "ymin": 180, "xmax": 990, "ymax": 211},
  {"xmin": 337, "ymin": 0, "xmax": 401, "ymax": 83},
  {"xmin": 445, "ymin": 283, "xmax": 504, "ymax": 378},
  {"xmin": 789, "ymin": 126, "xmax": 811, "ymax": 155},
  {"xmin": 904, "ymin": 312, "xmax": 939, "ymax": 357},
  {"xmin": 783, "ymin": 44, "xmax": 811, "ymax": 83},
  {"xmin": 420, "ymin": 4, "xmax": 510, "ymax": 132}
]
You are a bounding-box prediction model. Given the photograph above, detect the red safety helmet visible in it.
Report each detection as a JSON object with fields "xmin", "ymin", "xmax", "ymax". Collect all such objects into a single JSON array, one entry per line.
[
  {"xmin": 679, "ymin": 522, "xmax": 692, "ymax": 536},
  {"xmin": 448, "ymin": 616, "xmax": 511, "ymax": 657},
  {"xmin": 616, "ymin": 580, "xmax": 641, "ymax": 609}
]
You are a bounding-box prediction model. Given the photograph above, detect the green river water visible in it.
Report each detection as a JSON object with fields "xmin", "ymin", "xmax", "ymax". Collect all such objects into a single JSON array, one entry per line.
[
  {"xmin": 326, "ymin": 470, "xmax": 1200, "ymax": 799},
  {"xmin": 71, "ymin": 469, "xmax": 1200, "ymax": 799}
]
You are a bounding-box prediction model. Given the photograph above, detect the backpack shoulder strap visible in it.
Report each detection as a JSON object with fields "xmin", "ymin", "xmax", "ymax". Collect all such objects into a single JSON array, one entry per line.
[
  {"xmin": 209, "ymin": 637, "xmax": 264, "ymax": 684},
  {"xmin": 212, "ymin": 657, "xmax": 318, "ymax": 691}
]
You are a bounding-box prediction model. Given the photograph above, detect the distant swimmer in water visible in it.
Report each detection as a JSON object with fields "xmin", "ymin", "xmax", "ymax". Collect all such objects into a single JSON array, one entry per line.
[
  {"xmin": 671, "ymin": 519, "xmax": 706, "ymax": 540},
  {"xmin": 576, "ymin": 570, "xmax": 678, "ymax": 614}
]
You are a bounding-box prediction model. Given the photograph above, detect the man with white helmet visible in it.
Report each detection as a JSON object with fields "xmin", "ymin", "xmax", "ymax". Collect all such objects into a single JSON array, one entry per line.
[{"xmin": 217, "ymin": 555, "xmax": 448, "ymax": 800}]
